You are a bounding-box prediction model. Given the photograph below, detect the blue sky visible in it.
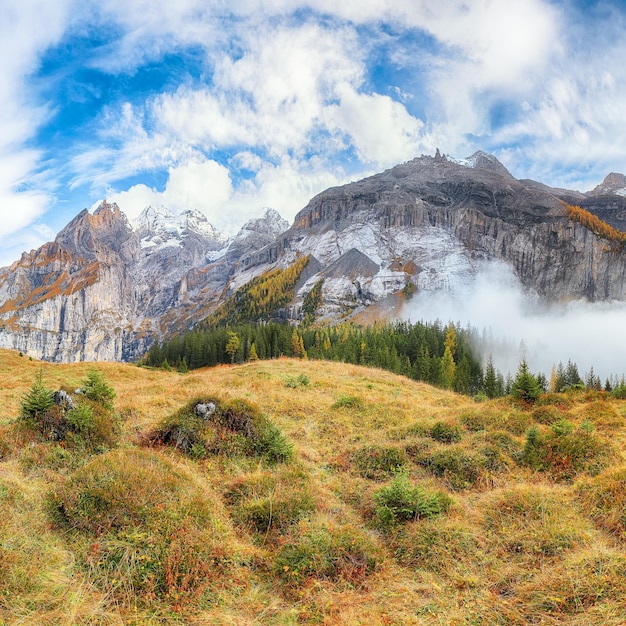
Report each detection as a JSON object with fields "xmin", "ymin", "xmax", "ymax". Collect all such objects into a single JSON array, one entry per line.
[{"xmin": 2, "ymin": 0, "xmax": 626, "ymax": 266}]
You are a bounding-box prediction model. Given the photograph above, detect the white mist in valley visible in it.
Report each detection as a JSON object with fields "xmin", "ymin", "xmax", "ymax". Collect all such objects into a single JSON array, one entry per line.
[{"xmin": 403, "ymin": 262, "xmax": 626, "ymax": 383}]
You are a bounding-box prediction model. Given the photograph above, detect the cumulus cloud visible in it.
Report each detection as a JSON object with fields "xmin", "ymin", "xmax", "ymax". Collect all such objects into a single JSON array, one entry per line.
[
  {"xmin": 326, "ymin": 86, "xmax": 429, "ymax": 165},
  {"xmin": 404, "ymin": 262, "xmax": 626, "ymax": 382},
  {"xmin": 108, "ymin": 159, "xmax": 232, "ymax": 222},
  {"xmin": 4, "ymin": 0, "xmax": 626, "ymax": 266},
  {"xmin": 108, "ymin": 154, "xmax": 352, "ymax": 234}
]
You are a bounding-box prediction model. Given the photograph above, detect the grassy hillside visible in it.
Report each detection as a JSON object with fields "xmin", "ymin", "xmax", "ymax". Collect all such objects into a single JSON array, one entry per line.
[{"xmin": 1, "ymin": 350, "xmax": 626, "ymax": 625}]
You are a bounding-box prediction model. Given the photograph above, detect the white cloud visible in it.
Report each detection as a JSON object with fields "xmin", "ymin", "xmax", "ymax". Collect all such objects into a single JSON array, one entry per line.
[
  {"xmin": 404, "ymin": 261, "xmax": 626, "ymax": 382},
  {"xmin": 152, "ymin": 22, "xmax": 364, "ymax": 155},
  {"xmin": 109, "ymin": 155, "xmax": 352, "ymax": 235},
  {"xmin": 108, "ymin": 159, "xmax": 233, "ymax": 223},
  {"xmin": 164, "ymin": 160, "xmax": 233, "ymax": 215},
  {"xmin": 107, "ymin": 184, "xmax": 163, "ymax": 221},
  {"xmin": 226, "ymin": 155, "xmax": 354, "ymax": 228},
  {"xmin": 326, "ymin": 86, "xmax": 429, "ymax": 165},
  {"xmin": 0, "ymin": 0, "xmax": 72, "ymax": 242}
]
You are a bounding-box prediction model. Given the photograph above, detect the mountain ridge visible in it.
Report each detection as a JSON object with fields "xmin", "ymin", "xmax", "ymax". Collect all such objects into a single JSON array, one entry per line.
[{"xmin": 1, "ymin": 151, "xmax": 625, "ymax": 362}]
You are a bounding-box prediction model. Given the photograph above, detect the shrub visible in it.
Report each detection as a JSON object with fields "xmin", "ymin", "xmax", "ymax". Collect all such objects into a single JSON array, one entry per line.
[
  {"xmin": 520, "ymin": 420, "xmax": 613, "ymax": 480},
  {"xmin": 81, "ymin": 368, "xmax": 116, "ymax": 409},
  {"xmin": 225, "ymin": 467, "xmax": 315, "ymax": 536},
  {"xmin": 430, "ymin": 421, "xmax": 462, "ymax": 443},
  {"xmin": 16, "ymin": 370, "xmax": 119, "ymax": 452},
  {"xmin": 50, "ymin": 449, "xmax": 243, "ymax": 607},
  {"xmin": 414, "ymin": 445, "xmax": 486, "ymax": 490},
  {"xmin": 148, "ymin": 396, "xmax": 293, "ymax": 463},
  {"xmin": 373, "ymin": 473, "xmax": 451, "ymax": 526},
  {"xmin": 18, "ymin": 370, "xmax": 54, "ymax": 424},
  {"xmin": 351, "ymin": 445, "xmax": 407, "ymax": 480},
  {"xmin": 332, "ymin": 395, "xmax": 364, "ymax": 410},
  {"xmin": 274, "ymin": 520, "xmax": 379, "ymax": 587},
  {"xmin": 284, "ymin": 374, "xmax": 310, "ymax": 388}
]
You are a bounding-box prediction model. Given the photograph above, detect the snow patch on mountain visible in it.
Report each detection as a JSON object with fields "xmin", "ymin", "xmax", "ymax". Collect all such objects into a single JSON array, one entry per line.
[{"xmin": 133, "ymin": 205, "xmax": 230, "ymax": 254}]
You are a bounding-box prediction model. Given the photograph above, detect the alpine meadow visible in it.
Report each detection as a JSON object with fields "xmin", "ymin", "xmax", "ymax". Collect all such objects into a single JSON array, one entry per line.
[{"xmin": 4, "ymin": 1, "xmax": 626, "ymax": 623}]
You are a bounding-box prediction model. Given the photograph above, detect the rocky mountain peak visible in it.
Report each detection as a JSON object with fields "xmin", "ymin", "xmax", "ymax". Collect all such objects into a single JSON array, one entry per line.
[
  {"xmin": 234, "ymin": 208, "xmax": 289, "ymax": 242},
  {"xmin": 134, "ymin": 205, "xmax": 230, "ymax": 253},
  {"xmin": 55, "ymin": 201, "xmax": 133, "ymax": 260},
  {"xmin": 462, "ymin": 151, "xmax": 513, "ymax": 177},
  {"xmin": 589, "ymin": 172, "xmax": 626, "ymax": 196}
]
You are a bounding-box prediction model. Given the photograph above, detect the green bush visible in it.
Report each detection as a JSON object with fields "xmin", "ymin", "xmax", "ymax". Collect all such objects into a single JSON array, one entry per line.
[
  {"xmin": 351, "ymin": 445, "xmax": 407, "ymax": 480},
  {"xmin": 149, "ymin": 396, "xmax": 293, "ymax": 464},
  {"xmin": 17, "ymin": 370, "xmax": 119, "ymax": 451},
  {"xmin": 520, "ymin": 420, "xmax": 613, "ymax": 480},
  {"xmin": 284, "ymin": 374, "xmax": 310, "ymax": 388},
  {"xmin": 373, "ymin": 473, "xmax": 451, "ymax": 526},
  {"xmin": 415, "ymin": 445, "xmax": 486, "ymax": 490},
  {"xmin": 274, "ymin": 521, "xmax": 379, "ymax": 587},
  {"xmin": 81, "ymin": 368, "xmax": 116, "ymax": 409},
  {"xmin": 332, "ymin": 395, "xmax": 364, "ymax": 410},
  {"xmin": 225, "ymin": 467, "xmax": 315, "ymax": 536},
  {"xmin": 18, "ymin": 370, "xmax": 54, "ymax": 424},
  {"xmin": 430, "ymin": 421, "xmax": 462, "ymax": 443}
]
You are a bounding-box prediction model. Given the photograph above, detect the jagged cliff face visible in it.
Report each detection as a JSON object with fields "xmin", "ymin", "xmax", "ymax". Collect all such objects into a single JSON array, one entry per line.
[
  {"xmin": 240, "ymin": 152, "xmax": 626, "ymax": 318},
  {"xmin": 0, "ymin": 203, "xmax": 284, "ymax": 361},
  {"xmin": 1, "ymin": 153, "xmax": 625, "ymax": 362}
]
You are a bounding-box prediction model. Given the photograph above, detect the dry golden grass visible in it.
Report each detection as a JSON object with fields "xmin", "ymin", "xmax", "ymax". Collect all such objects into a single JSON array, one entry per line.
[{"xmin": 1, "ymin": 348, "xmax": 626, "ymax": 624}]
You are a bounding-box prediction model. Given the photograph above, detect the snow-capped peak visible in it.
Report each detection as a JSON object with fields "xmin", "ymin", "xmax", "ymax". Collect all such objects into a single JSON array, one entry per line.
[
  {"xmin": 235, "ymin": 207, "xmax": 289, "ymax": 241},
  {"xmin": 133, "ymin": 205, "xmax": 230, "ymax": 252}
]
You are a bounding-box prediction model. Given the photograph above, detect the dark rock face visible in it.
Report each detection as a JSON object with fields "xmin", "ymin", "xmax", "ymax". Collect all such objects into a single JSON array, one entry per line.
[{"xmin": 258, "ymin": 153, "xmax": 626, "ymax": 305}]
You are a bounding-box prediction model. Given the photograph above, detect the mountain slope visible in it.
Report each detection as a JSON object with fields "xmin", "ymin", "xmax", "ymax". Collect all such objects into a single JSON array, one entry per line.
[
  {"xmin": 1, "ymin": 151, "xmax": 626, "ymax": 362},
  {"xmin": 0, "ymin": 202, "xmax": 288, "ymax": 361},
  {"xmin": 1, "ymin": 353, "xmax": 626, "ymax": 624},
  {"xmin": 242, "ymin": 151, "xmax": 626, "ymax": 319}
]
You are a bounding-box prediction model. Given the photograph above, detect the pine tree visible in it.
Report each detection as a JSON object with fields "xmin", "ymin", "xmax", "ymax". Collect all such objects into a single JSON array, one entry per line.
[
  {"xmin": 19, "ymin": 369, "xmax": 54, "ymax": 423},
  {"xmin": 440, "ymin": 346, "xmax": 456, "ymax": 390},
  {"xmin": 565, "ymin": 359, "xmax": 582, "ymax": 389},
  {"xmin": 225, "ymin": 331, "xmax": 240, "ymax": 363},
  {"xmin": 484, "ymin": 355, "xmax": 498, "ymax": 398},
  {"xmin": 444, "ymin": 324, "xmax": 457, "ymax": 359},
  {"xmin": 248, "ymin": 342, "xmax": 259, "ymax": 361},
  {"xmin": 510, "ymin": 359, "xmax": 541, "ymax": 404}
]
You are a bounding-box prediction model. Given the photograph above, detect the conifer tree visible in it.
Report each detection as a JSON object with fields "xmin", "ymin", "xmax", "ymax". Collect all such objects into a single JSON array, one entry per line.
[
  {"xmin": 248, "ymin": 342, "xmax": 259, "ymax": 361},
  {"xmin": 511, "ymin": 359, "xmax": 541, "ymax": 403},
  {"xmin": 225, "ymin": 331, "xmax": 240, "ymax": 363},
  {"xmin": 484, "ymin": 355, "xmax": 498, "ymax": 398},
  {"xmin": 440, "ymin": 346, "xmax": 456, "ymax": 390},
  {"xmin": 19, "ymin": 369, "xmax": 54, "ymax": 423}
]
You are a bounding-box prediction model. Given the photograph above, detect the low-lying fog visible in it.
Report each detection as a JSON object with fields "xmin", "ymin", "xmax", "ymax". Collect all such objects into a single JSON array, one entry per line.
[{"xmin": 403, "ymin": 262, "xmax": 626, "ymax": 383}]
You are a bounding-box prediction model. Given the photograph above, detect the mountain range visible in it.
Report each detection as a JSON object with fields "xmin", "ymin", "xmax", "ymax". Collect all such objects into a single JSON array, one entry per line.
[{"xmin": 1, "ymin": 150, "xmax": 625, "ymax": 362}]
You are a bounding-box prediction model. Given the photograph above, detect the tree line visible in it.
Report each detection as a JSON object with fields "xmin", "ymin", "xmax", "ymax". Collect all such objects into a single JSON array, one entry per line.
[
  {"xmin": 144, "ymin": 320, "xmax": 485, "ymax": 394},
  {"xmin": 566, "ymin": 204, "xmax": 626, "ymax": 245},
  {"xmin": 144, "ymin": 319, "xmax": 626, "ymax": 401}
]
